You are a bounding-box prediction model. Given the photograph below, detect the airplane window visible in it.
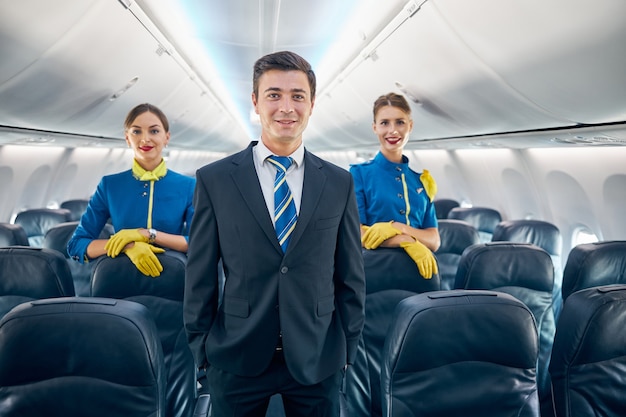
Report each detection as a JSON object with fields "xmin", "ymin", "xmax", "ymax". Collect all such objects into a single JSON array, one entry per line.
[{"xmin": 572, "ymin": 226, "xmax": 599, "ymax": 246}]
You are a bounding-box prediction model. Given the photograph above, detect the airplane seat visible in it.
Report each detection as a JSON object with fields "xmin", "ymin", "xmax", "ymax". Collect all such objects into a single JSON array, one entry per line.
[
  {"xmin": 363, "ymin": 247, "xmax": 441, "ymax": 294},
  {"xmin": 0, "ymin": 297, "xmax": 166, "ymax": 416},
  {"xmin": 447, "ymin": 206, "xmax": 502, "ymax": 243},
  {"xmin": 561, "ymin": 240, "xmax": 626, "ymax": 303},
  {"xmin": 60, "ymin": 198, "xmax": 90, "ymax": 221},
  {"xmin": 491, "ymin": 219, "xmax": 563, "ymax": 319},
  {"xmin": 433, "ymin": 198, "xmax": 460, "ymax": 219},
  {"xmin": 0, "ymin": 246, "xmax": 75, "ymax": 318},
  {"xmin": 454, "ymin": 242, "xmax": 555, "ymax": 417},
  {"xmin": 344, "ymin": 248, "xmax": 440, "ymax": 417},
  {"xmin": 549, "ymin": 284, "xmax": 626, "ymax": 417},
  {"xmin": 42, "ymin": 221, "xmax": 100, "ymax": 297},
  {"xmin": 434, "ymin": 219, "xmax": 480, "ymax": 290},
  {"xmin": 90, "ymin": 251, "xmax": 196, "ymax": 417},
  {"xmin": 13, "ymin": 207, "xmax": 73, "ymax": 247},
  {"xmin": 0, "ymin": 222, "xmax": 29, "ymax": 247},
  {"xmin": 381, "ymin": 290, "xmax": 540, "ymax": 417}
]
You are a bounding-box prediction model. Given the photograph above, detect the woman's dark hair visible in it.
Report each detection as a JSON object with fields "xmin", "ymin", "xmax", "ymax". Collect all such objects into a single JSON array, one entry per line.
[
  {"xmin": 124, "ymin": 103, "xmax": 170, "ymax": 132},
  {"xmin": 372, "ymin": 92, "xmax": 411, "ymax": 121},
  {"xmin": 252, "ymin": 51, "xmax": 316, "ymax": 99}
]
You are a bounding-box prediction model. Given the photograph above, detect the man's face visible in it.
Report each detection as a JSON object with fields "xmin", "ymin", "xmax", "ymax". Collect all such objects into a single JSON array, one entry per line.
[{"xmin": 252, "ymin": 69, "xmax": 315, "ymax": 153}]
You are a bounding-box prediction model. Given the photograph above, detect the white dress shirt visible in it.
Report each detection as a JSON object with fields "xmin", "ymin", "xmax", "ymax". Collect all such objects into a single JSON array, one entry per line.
[{"xmin": 253, "ymin": 140, "xmax": 305, "ymax": 226}]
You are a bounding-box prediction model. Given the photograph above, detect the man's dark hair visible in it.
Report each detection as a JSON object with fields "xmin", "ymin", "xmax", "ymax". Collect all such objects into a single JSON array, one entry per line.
[{"xmin": 252, "ymin": 51, "xmax": 316, "ymax": 99}]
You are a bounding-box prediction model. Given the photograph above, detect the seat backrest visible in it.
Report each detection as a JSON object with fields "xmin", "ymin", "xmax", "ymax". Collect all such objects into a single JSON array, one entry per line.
[
  {"xmin": 448, "ymin": 206, "xmax": 502, "ymax": 242},
  {"xmin": 362, "ymin": 247, "xmax": 441, "ymax": 295},
  {"xmin": 381, "ymin": 290, "xmax": 540, "ymax": 417},
  {"xmin": 561, "ymin": 241, "xmax": 626, "ymax": 303},
  {"xmin": 0, "ymin": 222, "xmax": 29, "ymax": 247},
  {"xmin": 42, "ymin": 221, "xmax": 78, "ymax": 259},
  {"xmin": 454, "ymin": 242, "xmax": 555, "ymax": 415},
  {"xmin": 0, "ymin": 246, "xmax": 75, "ymax": 318},
  {"xmin": 60, "ymin": 199, "xmax": 89, "ymax": 221},
  {"xmin": 91, "ymin": 252, "xmax": 196, "ymax": 417},
  {"xmin": 0, "ymin": 297, "xmax": 165, "ymax": 416},
  {"xmin": 13, "ymin": 208, "xmax": 73, "ymax": 247},
  {"xmin": 435, "ymin": 219, "xmax": 480, "ymax": 290},
  {"xmin": 433, "ymin": 198, "xmax": 460, "ymax": 219},
  {"xmin": 42, "ymin": 221, "xmax": 93, "ymax": 296},
  {"xmin": 549, "ymin": 284, "xmax": 626, "ymax": 417},
  {"xmin": 492, "ymin": 220, "xmax": 562, "ymax": 258},
  {"xmin": 492, "ymin": 219, "xmax": 563, "ymax": 317},
  {"xmin": 344, "ymin": 248, "xmax": 440, "ymax": 417}
]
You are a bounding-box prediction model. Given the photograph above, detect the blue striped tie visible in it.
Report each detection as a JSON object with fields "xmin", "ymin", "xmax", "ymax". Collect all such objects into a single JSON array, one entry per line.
[{"xmin": 267, "ymin": 156, "xmax": 297, "ymax": 252}]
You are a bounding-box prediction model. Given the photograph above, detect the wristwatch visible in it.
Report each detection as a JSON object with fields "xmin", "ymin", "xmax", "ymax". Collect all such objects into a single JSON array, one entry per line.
[{"xmin": 148, "ymin": 228, "xmax": 157, "ymax": 244}]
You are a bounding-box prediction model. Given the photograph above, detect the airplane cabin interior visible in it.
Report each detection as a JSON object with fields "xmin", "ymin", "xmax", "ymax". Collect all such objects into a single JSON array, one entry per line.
[{"xmin": 0, "ymin": 0, "xmax": 625, "ymax": 416}]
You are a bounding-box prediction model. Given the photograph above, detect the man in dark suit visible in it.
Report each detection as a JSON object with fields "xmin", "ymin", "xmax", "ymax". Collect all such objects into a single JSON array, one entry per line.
[{"xmin": 184, "ymin": 51, "xmax": 366, "ymax": 416}]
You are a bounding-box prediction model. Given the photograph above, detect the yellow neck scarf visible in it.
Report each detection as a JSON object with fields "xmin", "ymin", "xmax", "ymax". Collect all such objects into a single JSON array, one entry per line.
[
  {"xmin": 132, "ymin": 159, "xmax": 166, "ymax": 229},
  {"xmin": 132, "ymin": 159, "xmax": 167, "ymax": 181}
]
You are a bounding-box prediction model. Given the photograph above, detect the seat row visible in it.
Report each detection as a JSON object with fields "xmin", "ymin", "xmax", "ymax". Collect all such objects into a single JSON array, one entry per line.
[
  {"xmin": 1, "ymin": 205, "xmax": 623, "ymax": 416},
  {"xmin": 0, "ymin": 246, "xmax": 200, "ymax": 417},
  {"xmin": 1, "ymin": 200, "xmax": 89, "ymax": 247},
  {"xmin": 1, "ymin": 218, "xmax": 113, "ymax": 297},
  {"xmin": 346, "ymin": 239, "xmax": 626, "ymax": 417},
  {"xmin": 380, "ymin": 283, "xmax": 626, "ymax": 417}
]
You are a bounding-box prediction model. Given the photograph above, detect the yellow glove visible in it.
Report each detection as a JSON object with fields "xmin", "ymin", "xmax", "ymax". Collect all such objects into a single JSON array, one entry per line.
[
  {"xmin": 399, "ymin": 240, "xmax": 438, "ymax": 279},
  {"xmin": 105, "ymin": 228, "xmax": 148, "ymax": 257},
  {"xmin": 361, "ymin": 221, "xmax": 401, "ymax": 249},
  {"xmin": 420, "ymin": 169, "xmax": 437, "ymax": 203},
  {"xmin": 123, "ymin": 242, "xmax": 165, "ymax": 277}
]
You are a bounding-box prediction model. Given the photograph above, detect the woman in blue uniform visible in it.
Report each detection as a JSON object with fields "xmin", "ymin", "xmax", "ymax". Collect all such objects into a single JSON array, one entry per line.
[
  {"xmin": 350, "ymin": 92, "xmax": 440, "ymax": 278},
  {"xmin": 67, "ymin": 103, "xmax": 195, "ymax": 277}
]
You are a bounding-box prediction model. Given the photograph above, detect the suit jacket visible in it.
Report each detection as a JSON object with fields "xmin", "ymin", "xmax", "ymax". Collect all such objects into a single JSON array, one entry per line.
[{"xmin": 184, "ymin": 141, "xmax": 366, "ymax": 385}]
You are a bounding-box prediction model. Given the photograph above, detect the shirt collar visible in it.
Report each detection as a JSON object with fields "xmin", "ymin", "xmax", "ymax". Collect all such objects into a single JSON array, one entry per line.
[{"xmin": 256, "ymin": 139, "xmax": 305, "ymax": 168}]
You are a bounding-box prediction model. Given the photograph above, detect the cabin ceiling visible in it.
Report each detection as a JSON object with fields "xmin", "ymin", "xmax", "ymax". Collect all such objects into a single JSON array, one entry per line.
[{"xmin": 0, "ymin": 0, "xmax": 625, "ymax": 153}]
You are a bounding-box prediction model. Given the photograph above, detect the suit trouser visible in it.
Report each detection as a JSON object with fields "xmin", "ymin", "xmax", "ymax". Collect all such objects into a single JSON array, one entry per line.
[{"xmin": 207, "ymin": 350, "xmax": 343, "ymax": 417}]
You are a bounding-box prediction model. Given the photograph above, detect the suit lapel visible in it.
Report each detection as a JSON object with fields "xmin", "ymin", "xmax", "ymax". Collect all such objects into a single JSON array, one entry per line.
[
  {"xmin": 230, "ymin": 145, "xmax": 327, "ymax": 255},
  {"xmin": 286, "ymin": 150, "xmax": 325, "ymax": 252},
  {"xmin": 230, "ymin": 144, "xmax": 280, "ymax": 252}
]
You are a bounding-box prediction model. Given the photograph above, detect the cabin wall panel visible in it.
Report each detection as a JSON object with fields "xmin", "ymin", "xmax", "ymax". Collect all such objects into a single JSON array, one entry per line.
[
  {"xmin": 524, "ymin": 147, "xmax": 626, "ymax": 248},
  {"xmin": 0, "ymin": 146, "xmax": 67, "ymax": 221},
  {"xmin": 0, "ymin": 165, "xmax": 14, "ymax": 223},
  {"xmin": 603, "ymin": 174, "xmax": 626, "ymax": 240},
  {"xmin": 413, "ymin": 146, "xmax": 626, "ymax": 261},
  {"xmin": 441, "ymin": 149, "xmax": 520, "ymax": 217},
  {"xmin": 0, "ymin": 144, "xmax": 226, "ymax": 222}
]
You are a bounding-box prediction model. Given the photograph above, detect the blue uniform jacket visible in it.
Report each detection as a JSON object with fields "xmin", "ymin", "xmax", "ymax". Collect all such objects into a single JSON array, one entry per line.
[
  {"xmin": 67, "ymin": 169, "xmax": 195, "ymax": 263},
  {"xmin": 349, "ymin": 152, "xmax": 437, "ymax": 229}
]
